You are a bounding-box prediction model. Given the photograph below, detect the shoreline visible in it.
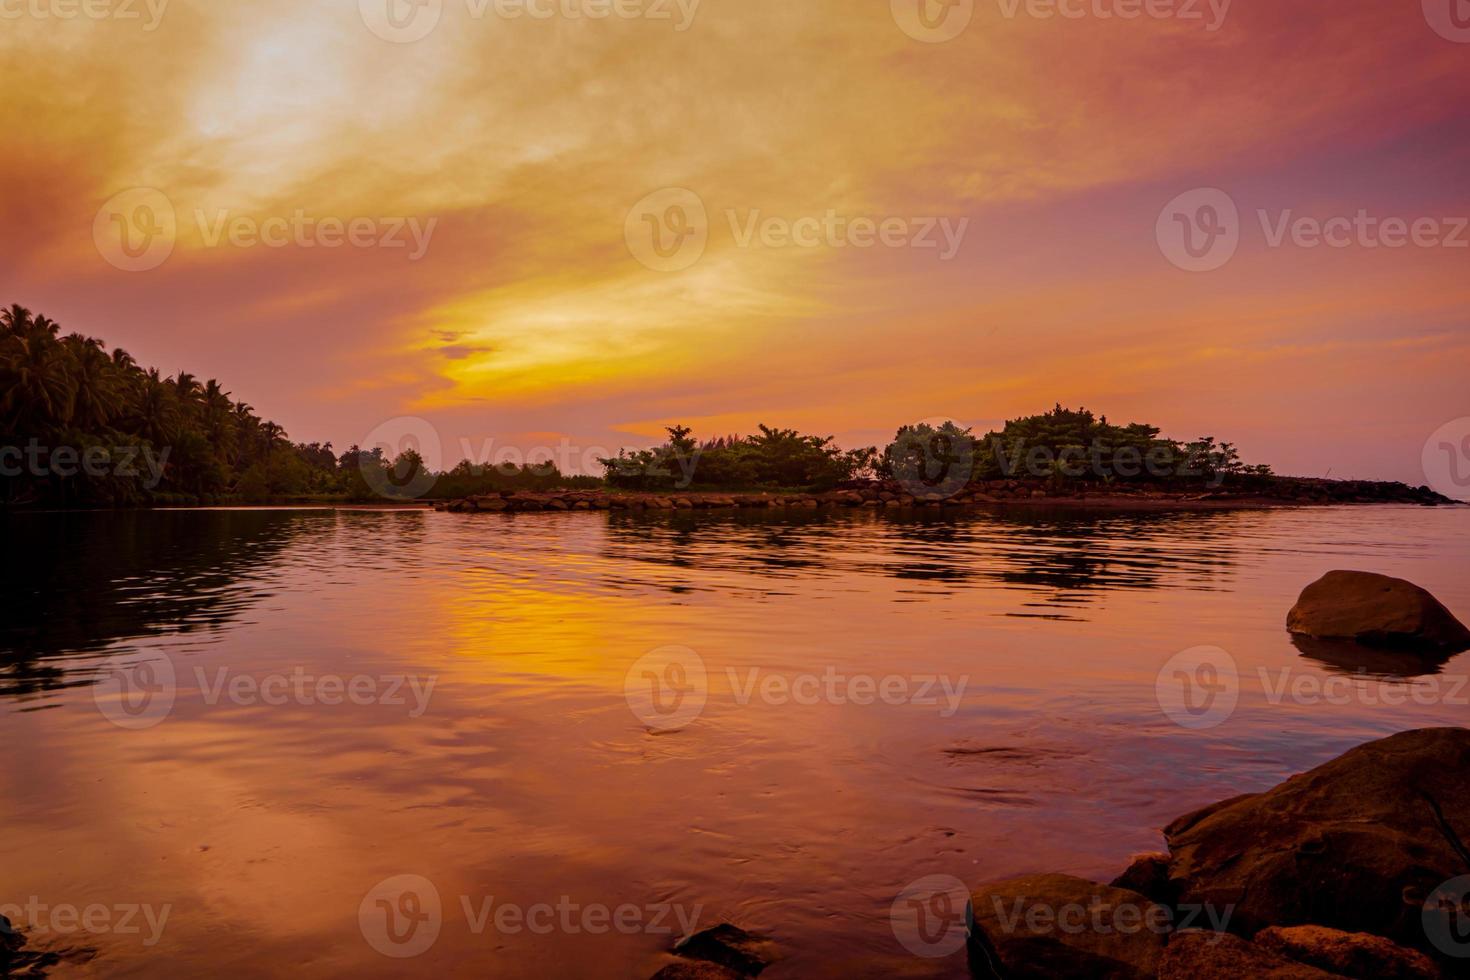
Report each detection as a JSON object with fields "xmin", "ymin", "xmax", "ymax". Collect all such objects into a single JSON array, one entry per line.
[{"xmin": 432, "ymin": 481, "xmax": 1461, "ymax": 514}]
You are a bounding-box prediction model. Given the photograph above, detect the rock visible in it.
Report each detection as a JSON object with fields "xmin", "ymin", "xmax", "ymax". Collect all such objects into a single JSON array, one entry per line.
[
  {"xmin": 1287, "ymin": 571, "xmax": 1470, "ymax": 652},
  {"xmin": 1255, "ymin": 925, "xmax": 1440, "ymax": 980},
  {"xmin": 650, "ymin": 962, "xmax": 744, "ymax": 980},
  {"xmin": 969, "ymin": 873, "xmax": 1167, "ymax": 979},
  {"xmin": 673, "ymin": 924, "xmax": 775, "ymax": 976},
  {"xmin": 1109, "ymin": 853, "xmax": 1173, "ymax": 905},
  {"xmin": 1159, "ymin": 930, "xmax": 1340, "ymax": 979},
  {"xmin": 1164, "ymin": 727, "xmax": 1470, "ymax": 954}
]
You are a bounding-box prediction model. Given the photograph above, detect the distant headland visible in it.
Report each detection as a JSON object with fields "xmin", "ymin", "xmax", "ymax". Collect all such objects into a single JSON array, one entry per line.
[{"xmin": 1, "ymin": 304, "xmax": 1456, "ymax": 510}]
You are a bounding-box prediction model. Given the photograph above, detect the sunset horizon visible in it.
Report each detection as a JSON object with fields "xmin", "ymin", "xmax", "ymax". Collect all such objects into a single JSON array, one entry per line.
[
  {"xmin": 4, "ymin": 3, "xmax": 1470, "ymax": 978},
  {"xmin": 4, "ymin": 0, "xmax": 1468, "ymax": 487}
]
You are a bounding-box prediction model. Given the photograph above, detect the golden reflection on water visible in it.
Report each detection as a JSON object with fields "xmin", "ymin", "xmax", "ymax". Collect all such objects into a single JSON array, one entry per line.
[{"xmin": 2, "ymin": 506, "xmax": 1468, "ymax": 977}]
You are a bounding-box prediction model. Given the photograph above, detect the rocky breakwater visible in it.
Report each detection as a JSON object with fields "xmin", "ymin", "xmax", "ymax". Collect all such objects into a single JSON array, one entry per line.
[
  {"xmin": 433, "ymin": 477, "xmax": 1458, "ymax": 514},
  {"xmin": 435, "ymin": 488, "xmax": 903, "ymax": 514},
  {"xmin": 965, "ymin": 728, "xmax": 1470, "ymax": 979}
]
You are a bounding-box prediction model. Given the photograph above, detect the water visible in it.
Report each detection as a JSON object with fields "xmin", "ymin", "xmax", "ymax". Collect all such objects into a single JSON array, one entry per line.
[{"xmin": 2, "ymin": 505, "xmax": 1467, "ymax": 977}]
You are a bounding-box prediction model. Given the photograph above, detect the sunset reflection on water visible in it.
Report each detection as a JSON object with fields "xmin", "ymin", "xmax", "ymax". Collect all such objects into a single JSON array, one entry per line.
[{"xmin": 2, "ymin": 505, "xmax": 1467, "ymax": 977}]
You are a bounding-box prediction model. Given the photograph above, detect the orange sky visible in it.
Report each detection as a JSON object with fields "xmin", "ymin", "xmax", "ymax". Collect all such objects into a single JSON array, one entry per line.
[{"xmin": 2, "ymin": 0, "xmax": 1467, "ymax": 483}]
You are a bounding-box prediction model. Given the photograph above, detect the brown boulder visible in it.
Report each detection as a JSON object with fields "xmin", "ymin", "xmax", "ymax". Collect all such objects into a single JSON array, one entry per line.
[
  {"xmin": 673, "ymin": 924, "xmax": 775, "ymax": 976},
  {"xmin": 1159, "ymin": 930, "xmax": 1340, "ymax": 979},
  {"xmin": 1255, "ymin": 925, "xmax": 1440, "ymax": 980},
  {"xmin": 1287, "ymin": 571, "xmax": 1470, "ymax": 652},
  {"xmin": 1164, "ymin": 727, "xmax": 1470, "ymax": 955},
  {"xmin": 969, "ymin": 873, "xmax": 1168, "ymax": 979}
]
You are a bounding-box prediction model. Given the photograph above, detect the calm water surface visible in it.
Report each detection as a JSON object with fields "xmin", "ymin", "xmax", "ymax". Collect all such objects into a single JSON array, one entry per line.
[{"xmin": 2, "ymin": 505, "xmax": 1468, "ymax": 977}]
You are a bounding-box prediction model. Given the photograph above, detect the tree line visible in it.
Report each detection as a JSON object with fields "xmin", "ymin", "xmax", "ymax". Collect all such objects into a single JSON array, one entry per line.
[
  {"xmin": 0, "ymin": 305, "xmax": 586, "ymax": 506},
  {"xmin": 2, "ymin": 304, "xmax": 1273, "ymax": 507}
]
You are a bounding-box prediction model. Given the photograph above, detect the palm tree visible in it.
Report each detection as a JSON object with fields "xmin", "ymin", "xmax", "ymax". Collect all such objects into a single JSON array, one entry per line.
[
  {"xmin": 63, "ymin": 335, "xmax": 125, "ymax": 431},
  {"xmin": 0, "ymin": 313, "xmax": 75, "ymax": 436},
  {"xmin": 130, "ymin": 368, "xmax": 179, "ymax": 447}
]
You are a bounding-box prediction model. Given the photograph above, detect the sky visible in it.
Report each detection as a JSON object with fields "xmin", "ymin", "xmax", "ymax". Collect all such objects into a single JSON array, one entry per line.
[{"xmin": 2, "ymin": 0, "xmax": 1468, "ymax": 485}]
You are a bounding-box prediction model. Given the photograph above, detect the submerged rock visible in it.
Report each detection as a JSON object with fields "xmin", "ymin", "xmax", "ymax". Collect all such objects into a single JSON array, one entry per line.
[
  {"xmin": 1159, "ymin": 930, "xmax": 1338, "ymax": 979},
  {"xmin": 650, "ymin": 963, "xmax": 744, "ymax": 980},
  {"xmin": 968, "ymin": 873, "xmax": 1167, "ymax": 979},
  {"xmin": 1255, "ymin": 925, "xmax": 1440, "ymax": 980},
  {"xmin": 1163, "ymin": 727, "xmax": 1470, "ymax": 955},
  {"xmin": 672, "ymin": 924, "xmax": 775, "ymax": 976},
  {"xmin": 1287, "ymin": 570, "xmax": 1470, "ymax": 652}
]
